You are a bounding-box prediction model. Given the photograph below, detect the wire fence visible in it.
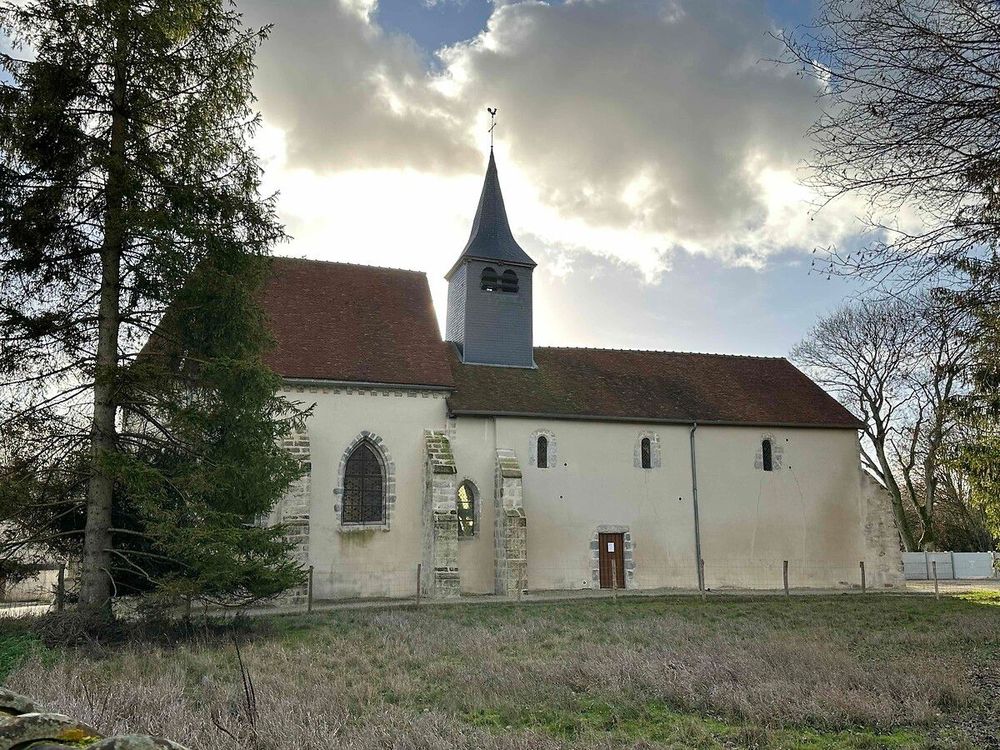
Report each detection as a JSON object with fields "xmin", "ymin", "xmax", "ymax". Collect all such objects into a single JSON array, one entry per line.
[
  {"xmin": 287, "ymin": 558, "xmax": 901, "ymax": 613},
  {"xmin": 9, "ymin": 554, "xmax": 994, "ymax": 619}
]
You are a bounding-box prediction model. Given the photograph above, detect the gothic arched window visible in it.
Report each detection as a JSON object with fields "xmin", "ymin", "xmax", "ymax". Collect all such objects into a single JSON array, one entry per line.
[
  {"xmin": 761, "ymin": 438, "xmax": 773, "ymax": 472},
  {"xmin": 501, "ymin": 269, "xmax": 519, "ymax": 293},
  {"xmin": 537, "ymin": 435, "xmax": 549, "ymax": 469},
  {"xmin": 342, "ymin": 441, "xmax": 384, "ymax": 524},
  {"xmin": 457, "ymin": 480, "xmax": 477, "ymax": 538},
  {"xmin": 481, "ymin": 266, "xmax": 500, "ymax": 291},
  {"xmin": 640, "ymin": 437, "xmax": 652, "ymax": 469}
]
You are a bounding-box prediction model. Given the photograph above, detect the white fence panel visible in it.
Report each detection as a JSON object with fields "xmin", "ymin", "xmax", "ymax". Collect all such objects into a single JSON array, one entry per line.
[
  {"xmin": 902, "ymin": 553, "xmax": 929, "ymax": 580},
  {"xmin": 953, "ymin": 552, "xmax": 996, "ymax": 579},
  {"xmin": 902, "ymin": 551, "xmax": 997, "ymax": 580}
]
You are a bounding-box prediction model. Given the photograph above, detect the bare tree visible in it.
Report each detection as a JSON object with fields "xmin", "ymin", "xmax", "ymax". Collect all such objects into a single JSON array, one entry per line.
[
  {"xmin": 780, "ymin": 0, "xmax": 1000, "ymax": 289},
  {"xmin": 894, "ymin": 303, "xmax": 974, "ymax": 547},
  {"xmin": 792, "ymin": 296, "xmax": 971, "ymax": 550}
]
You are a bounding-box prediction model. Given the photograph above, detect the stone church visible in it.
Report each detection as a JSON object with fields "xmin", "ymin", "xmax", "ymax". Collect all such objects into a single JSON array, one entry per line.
[{"xmin": 263, "ymin": 151, "xmax": 903, "ymax": 599}]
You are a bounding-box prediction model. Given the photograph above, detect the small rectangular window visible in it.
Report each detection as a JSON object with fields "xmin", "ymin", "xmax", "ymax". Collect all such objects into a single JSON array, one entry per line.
[
  {"xmin": 641, "ymin": 438, "xmax": 652, "ymax": 469},
  {"xmin": 457, "ymin": 481, "xmax": 476, "ymax": 537},
  {"xmin": 537, "ymin": 436, "xmax": 548, "ymax": 468},
  {"xmin": 762, "ymin": 439, "xmax": 773, "ymax": 472}
]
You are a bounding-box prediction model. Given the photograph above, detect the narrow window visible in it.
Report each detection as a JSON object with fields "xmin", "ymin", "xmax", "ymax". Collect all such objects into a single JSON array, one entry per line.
[
  {"xmin": 457, "ymin": 481, "xmax": 477, "ymax": 538},
  {"xmin": 641, "ymin": 437, "xmax": 652, "ymax": 469},
  {"xmin": 761, "ymin": 439, "xmax": 773, "ymax": 472},
  {"xmin": 480, "ymin": 266, "xmax": 500, "ymax": 291},
  {"xmin": 343, "ymin": 441, "xmax": 384, "ymax": 523},
  {"xmin": 500, "ymin": 269, "xmax": 519, "ymax": 293},
  {"xmin": 537, "ymin": 435, "xmax": 548, "ymax": 468}
]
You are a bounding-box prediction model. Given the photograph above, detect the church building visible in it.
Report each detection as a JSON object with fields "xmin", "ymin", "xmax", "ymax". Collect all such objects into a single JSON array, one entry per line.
[{"xmin": 262, "ymin": 151, "xmax": 904, "ymax": 599}]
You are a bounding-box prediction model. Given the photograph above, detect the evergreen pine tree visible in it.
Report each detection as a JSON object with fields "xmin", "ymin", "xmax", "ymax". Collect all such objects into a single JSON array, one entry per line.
[{"xmin": 0, "ymin": 0, "xmax": 308, "ymax": 615}]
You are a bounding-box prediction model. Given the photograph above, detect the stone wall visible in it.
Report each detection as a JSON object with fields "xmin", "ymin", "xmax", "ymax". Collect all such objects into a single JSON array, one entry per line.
[
  {"xmin": 277, "ymin": 430, "xmax": 311, "ymax": 602},
  {"xmin": 0, "ymin": 688, "xmax": 189, "ymax": 749},
  {"xmin": 422, "ymin": 431, "xmax": 460, "ymax": 598},
  {"xmin": 494, "ymin": 449, "xmax": 527, "ymax": 596},
  {"xmin": 861, "ymin": 470, "xmax": 906, "ymax": 588}
]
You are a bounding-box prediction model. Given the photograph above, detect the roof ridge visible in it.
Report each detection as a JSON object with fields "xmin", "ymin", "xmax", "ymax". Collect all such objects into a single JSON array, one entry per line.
[
  {"xmin": 273, "ymin": 255, "xmax": 426, "ymax": 276},
  {"xmin": 534, "ymin": 345, "xmax": 786, "ymax": 361}
]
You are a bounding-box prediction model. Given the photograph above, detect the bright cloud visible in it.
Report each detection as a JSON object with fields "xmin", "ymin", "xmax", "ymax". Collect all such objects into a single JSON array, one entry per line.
[
  {"xmin": 241, "ymin": 0, "xmax": 869, "ymax": 351},
  {"xmin": 243, "ymin": 0, "xmax": 862, "ymax": 272}
]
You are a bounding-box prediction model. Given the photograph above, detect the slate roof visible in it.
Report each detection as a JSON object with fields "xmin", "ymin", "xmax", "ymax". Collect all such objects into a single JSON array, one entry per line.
[
  {"xmin": 445, "ymin": 345, "xmax": 862, "ymax": 429},
  {"xmin": 261, "ymin": 257, "xmax": 454, "ymax": 388},
  {"xmin": 446, "ymin": 150, "xmax": 536, "ymax": 279}
]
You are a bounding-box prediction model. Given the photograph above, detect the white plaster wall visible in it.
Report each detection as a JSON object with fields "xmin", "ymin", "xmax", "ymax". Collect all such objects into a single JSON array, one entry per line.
[
  {"xmin": 283, "ymin": 385, "xmax": 448, "ymax": 599},
  {"xmin": 695, "ymin": 426, "xmax": 867, "ymax": 589},
  {"xmin": 449, "ymin": 416, "xmax": 498, "ymax": 594},
  {"xmin": 296, "ymin": 384, "xmax": 876, "ymax": 597},
  {"xmin": 451, "ymin": 419, "xmax": 870, "ymax": 592}
]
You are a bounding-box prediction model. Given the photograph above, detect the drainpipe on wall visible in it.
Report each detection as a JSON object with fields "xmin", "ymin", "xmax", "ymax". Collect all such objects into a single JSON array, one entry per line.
[{"xmin": 689, "ymin": 423, "xmax": 704, "ymax": 592}]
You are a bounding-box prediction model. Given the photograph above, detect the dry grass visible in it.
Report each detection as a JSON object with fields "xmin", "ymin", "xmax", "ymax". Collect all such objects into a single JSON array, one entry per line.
[{"xmin": 4, "ymin": 595, "xmax": 998, "ymax": 749}]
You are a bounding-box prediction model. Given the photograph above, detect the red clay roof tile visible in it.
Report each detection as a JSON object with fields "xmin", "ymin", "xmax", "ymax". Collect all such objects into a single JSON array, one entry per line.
[
  {"xmin": 260, "ymin": 259, "xmax": 859, "ymax": 428},
  {"xmin": 261, "ymin": 257, "xmax": 454, "ymax": 388},
  {"xmin": 445, "ymin": 345, "xmax": 862, "ymax": 428}
]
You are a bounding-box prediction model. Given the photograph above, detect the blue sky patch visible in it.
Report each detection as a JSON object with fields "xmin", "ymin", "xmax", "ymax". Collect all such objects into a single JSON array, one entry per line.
[{"xmin": 377, "ymin": 0, "xmax": 494, "ymax": 53}]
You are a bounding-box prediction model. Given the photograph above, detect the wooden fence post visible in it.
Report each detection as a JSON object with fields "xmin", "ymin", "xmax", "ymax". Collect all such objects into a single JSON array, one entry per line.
[
  {"xmin": 415, "ymin": 563, "xmax": 421, "ymax": 607},
  {"xmin": 782, "ymin": 560, "xmax": 789, "ymax": 596},
  {"xmin": 932, "ymin": 560, "xmax": 939, "ymax": 600},
  {"xmin": 859, "ymin": 561, "xmax": 866, "ymax": 594},
  {"xmin": 307, "ymin": 565, "xmax": 314, "ymax": 613},
  {"xmin": 56, "ymin": 564, "xmax": 66, "ymax": 612}
]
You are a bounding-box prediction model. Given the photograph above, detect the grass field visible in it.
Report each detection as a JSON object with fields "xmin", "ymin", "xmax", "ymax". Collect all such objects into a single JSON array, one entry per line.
[{"xmin": 2, "ymin": 593, "xmax": 999, "ymax": 749}]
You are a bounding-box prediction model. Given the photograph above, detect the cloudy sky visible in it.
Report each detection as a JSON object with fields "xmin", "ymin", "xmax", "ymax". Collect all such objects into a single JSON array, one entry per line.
[{"xmin": 241, "ymin": 0, "xmax": 870, "ymax": 357}]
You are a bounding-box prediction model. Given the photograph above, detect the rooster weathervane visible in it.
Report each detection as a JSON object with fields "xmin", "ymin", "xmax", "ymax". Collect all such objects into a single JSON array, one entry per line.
[{"xmin": 487, "ymin": 107, "xmax": 498, "ymax": 149}]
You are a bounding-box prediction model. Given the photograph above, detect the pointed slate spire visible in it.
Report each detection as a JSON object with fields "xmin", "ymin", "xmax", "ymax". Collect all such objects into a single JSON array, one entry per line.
[{"xmin": 446, "ymin": 151, "xmax": 536, "ymax": 280}]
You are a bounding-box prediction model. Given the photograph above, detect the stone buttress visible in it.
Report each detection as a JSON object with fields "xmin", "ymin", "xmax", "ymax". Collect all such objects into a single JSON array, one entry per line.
[
  {"xmin": 422, "ymin": 430, "xmax": 461, "ymax": 598},
  {"xmin": 277, "ymin": 430, "xmax": 311, "ymax": 601},
  {"xmin": 494, "ymin": 449, "xmax": 527, "ymax": 596},
  {"xmin": 861, "ymin": 470, "xmax": 905, "ymax": 588}
]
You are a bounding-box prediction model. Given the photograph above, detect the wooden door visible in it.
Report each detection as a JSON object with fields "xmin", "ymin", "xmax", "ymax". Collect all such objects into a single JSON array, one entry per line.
[{"xmin": 598, "ymin": 533, "xmax": 625, "ymax": 589}]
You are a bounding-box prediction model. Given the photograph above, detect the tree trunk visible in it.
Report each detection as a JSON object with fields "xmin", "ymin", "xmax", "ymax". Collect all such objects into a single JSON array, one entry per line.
[
  {"xmin": 78, "ymin": 21, "xmax": 128, "ymax": 616},
  {"xmin": 873, "ymin": 436, "xmax": 919, "ymax": 551}
]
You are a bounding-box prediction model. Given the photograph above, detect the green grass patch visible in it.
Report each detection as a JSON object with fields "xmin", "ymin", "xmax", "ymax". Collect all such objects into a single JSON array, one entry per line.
[
  {"xmin": 0, "ymin": 631, "xmax": 48, "ymax": 681},
  {"xmin": 465, "ymin": 698, "xmax": 931, "ymax": 749},
  {"xmin": 956, "ymin": 589, "xmax": 1000, "ymax": 607}
]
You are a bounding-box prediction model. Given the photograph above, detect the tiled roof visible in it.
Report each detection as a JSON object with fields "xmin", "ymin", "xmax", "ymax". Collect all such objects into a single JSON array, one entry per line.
[
  {"xmin": 261, "ymin": 257, "xmax": 454, "ymax": 388},
  {"xmin": 446, "ymin": 150, "xmax": 536, "ymax": 279},
  {"xmin": 445, "ymin": 345, "xmax": 862, "ymax": 429},
  {"xmin": 260, "ymin": 258, "xmax": 858, "ymax": 428}
]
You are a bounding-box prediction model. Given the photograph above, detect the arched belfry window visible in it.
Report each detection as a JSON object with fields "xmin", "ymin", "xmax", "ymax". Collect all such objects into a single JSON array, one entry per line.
[
  {"xmin": 640, "ymin": 438, "xmax": 652, "ymax": 469},
  {"xmin": 761, "ymin": 438, "xmax": 773, "ymax": 472},
  {"xmin": 457, "ymin": 480, "xmax": 477, "ymax": 538},
  {"xmin": 537, "ymin": 435, "xmax": 549, "ymax": 469},
  {"xmin": 501, "ymin": 269, "xmax": 519, "ymax": 293},
  {"xmin": 481, "ymin": 266, "xmax": 500, "ymax": 291},
  {"xmin": 342, "ymin": 441, "xmax": 385, "ymax": 524}
]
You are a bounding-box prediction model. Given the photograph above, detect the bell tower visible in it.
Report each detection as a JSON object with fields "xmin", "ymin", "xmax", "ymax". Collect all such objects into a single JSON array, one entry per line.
[{"xmin": 445, "ymin": 150, "xmax": 536, "ymax": 368}]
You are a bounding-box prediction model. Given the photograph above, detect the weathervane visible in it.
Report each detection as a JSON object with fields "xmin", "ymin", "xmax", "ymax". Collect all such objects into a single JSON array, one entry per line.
[{"xmin": 487, "ymin": 107, "xmax": 498, "ymax": 150}]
